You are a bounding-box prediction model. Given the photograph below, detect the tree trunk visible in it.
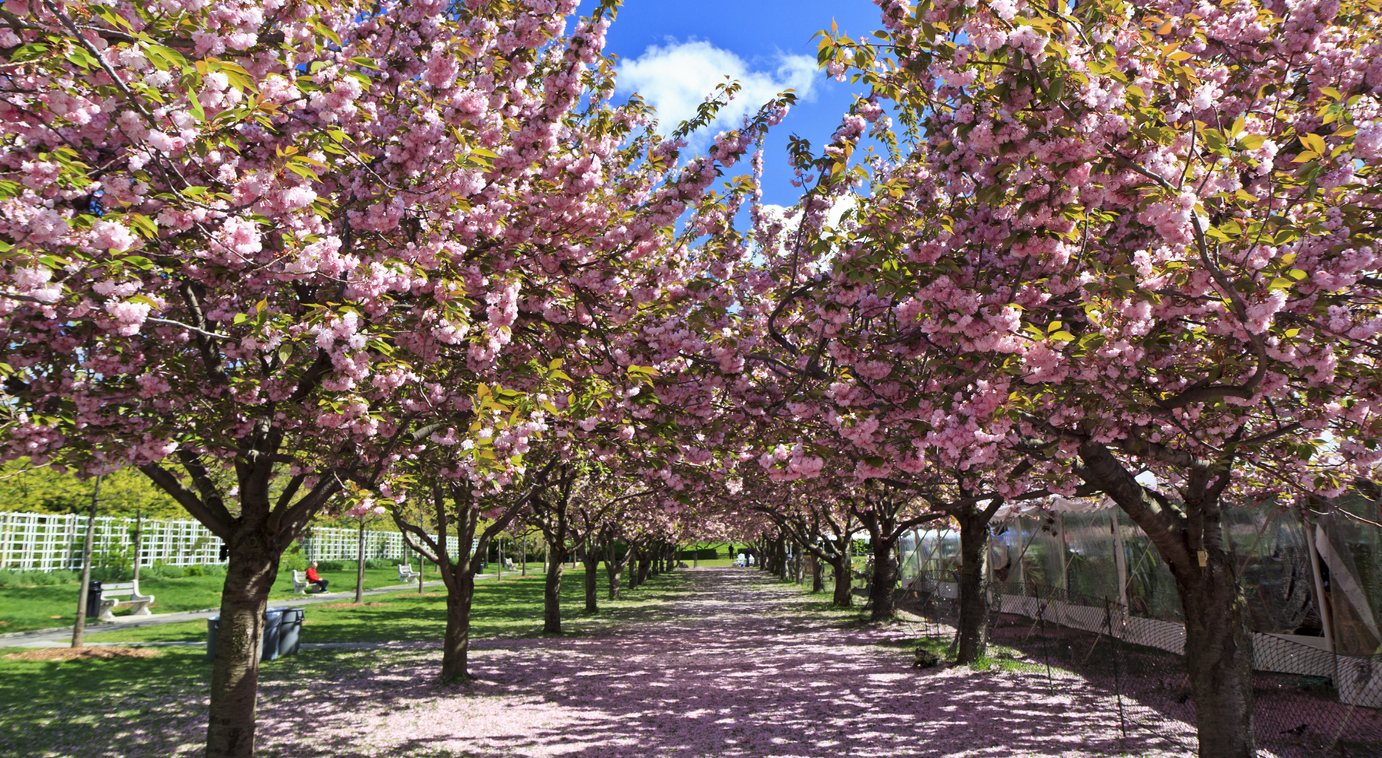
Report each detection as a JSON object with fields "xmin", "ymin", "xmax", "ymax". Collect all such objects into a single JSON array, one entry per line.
[
  {"xmin": 1074, "ymin": 441, "xmax": 1256, "ymax": 757},
  {"xmin": 441, "ymin": 569, "xmax": 475, "ymax": 682},
  {"xmin": 205, "ymin": 533, "xmax": 279, "ymax": 758},
  {"xmin": 637, "ymin": 553, "xmax": 652, "ymax": 586},
  {"xmin": 954, "ymin": 507, "xmax": 991, "ymax": 664},
  {"xmin": 354, "ymin": 519, "xmax": 366, "ymax": 604},
  {"xmin": 544, "ymin": 547, "xmax": 566, "ymax": 634},
  {"xmin": 810, "ymin": 555, "xmax": 823, "ymax": 593},
  {"xmin": 71, "ymin": 476, "xmax": 101, "ymax": 648},
  {"xmin": 831, "ymin": 555, "xmax": 852, "ymax": 607},
  {"xmin": 1180, "ymin": 551, "xmax": 1255, "ymax": 758},
  {"xmin": 582, "ymin": 549, "xmax": 599, "ymax": 612},
  {"xmin": 131, "ymin": 509, "xmax": 143, "ymax": 585},
  {"xmin": 869, "ymin": 536, "xmax": 898, "ymax": 622},
  {"xmin": 605, "ymin": 542, "xmax": 623, "ymax": 600}
]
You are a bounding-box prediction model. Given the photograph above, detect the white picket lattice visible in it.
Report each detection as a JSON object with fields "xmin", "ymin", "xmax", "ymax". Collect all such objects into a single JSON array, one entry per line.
[
  {"xmin": 300, "ymin": 527, "xmax": 471, "ymax": 563},
  {"xmin": 0, "ymin": 512, "xmax": 474, "ymax": 572}
]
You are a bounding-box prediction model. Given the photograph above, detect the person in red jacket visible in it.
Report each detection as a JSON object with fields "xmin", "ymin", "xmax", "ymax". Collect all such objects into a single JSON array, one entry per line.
[{"xmin": 305, "ymin": 562, "xmax": 329, "ymax": 593}]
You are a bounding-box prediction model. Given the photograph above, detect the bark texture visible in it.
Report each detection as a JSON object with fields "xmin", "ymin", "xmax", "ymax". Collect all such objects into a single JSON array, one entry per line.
[
  {"xmin": 543, "ymin": 549, "xmax": 566, "ymax": 634},
  {"xmin": 440, "ymin": 570, "xmax": 475, "ymax": 681},
  {"xmin": 954, "ymin": 506, "xmax": 991, "ymax": 664},
  {"xmin": 868, "ymin": 535, "xmax": 898, "ymax": 622},
  {"xmin": 832, "ymin": 556, "xmax": 853, "ymax": 607},
  {"xmin": 205, "ymin": 534, "xmax": 278, "ymax": 758},
  {"xmin": 1076, "ymin": 440, "xmax": 1255, "ymax": 758},
  {"xmin": 582, "ymin": 547, "xmax": 600, "ymax": 612},
  {"xmin": 605, "ymin": 542, "xmax": 625, "ymax": 600}
]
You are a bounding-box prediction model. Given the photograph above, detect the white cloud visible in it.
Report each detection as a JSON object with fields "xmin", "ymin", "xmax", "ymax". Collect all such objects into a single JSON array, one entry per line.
[
  {"xmin": 616, "ymin": 39, "xmax": 818, "ymax": 141},
  {"xmin": 760, "ymin": 195, "xmax": 858, "ymax": 235}
]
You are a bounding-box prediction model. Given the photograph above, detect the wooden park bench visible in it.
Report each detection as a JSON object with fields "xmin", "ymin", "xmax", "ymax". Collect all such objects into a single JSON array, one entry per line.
[
  {"xmin": 97, "ymin": 581, "xmax": 154, "ymax": 622},
  {"xmin": 397, "ymin": 563, "xmax": 420, "ymax": 582}
]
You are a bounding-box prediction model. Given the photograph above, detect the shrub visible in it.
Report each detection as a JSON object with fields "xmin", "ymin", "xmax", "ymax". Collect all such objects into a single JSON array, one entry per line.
[
  {"xmin": 184, "ymin": 564, "xmax": 204, "ymax": 577},
  {"xmin": 0, "ymin": 569, "xmax": 84, "ymax": 586},
  {"xmin": 281, "ymin": 552, "xmax": 307, "ymax": 572},
  {"xmin": 366, "ymin": 558, "xmax": 401, "ymax": 569},
  {"xmin": 315, "ymin": 560, "xmax": 345, "ymax": 572}
]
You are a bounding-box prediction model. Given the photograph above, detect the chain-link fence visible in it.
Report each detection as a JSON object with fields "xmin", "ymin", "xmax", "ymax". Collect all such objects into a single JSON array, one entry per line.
[{"xmin": 897, "ymin": 573, "xmax": 1382, "ymax": 757}]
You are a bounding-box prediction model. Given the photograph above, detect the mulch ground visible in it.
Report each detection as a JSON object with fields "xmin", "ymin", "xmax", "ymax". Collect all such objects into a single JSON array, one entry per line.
[{"xmin": 4, "ymin": 646, "xmax": 160, "ymax": 661}]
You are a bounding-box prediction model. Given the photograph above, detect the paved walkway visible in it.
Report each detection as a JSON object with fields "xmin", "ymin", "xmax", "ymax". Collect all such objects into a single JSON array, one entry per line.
[{"xmin": 1, "ymin": 572, "xmax": 501, "ymax": 647}]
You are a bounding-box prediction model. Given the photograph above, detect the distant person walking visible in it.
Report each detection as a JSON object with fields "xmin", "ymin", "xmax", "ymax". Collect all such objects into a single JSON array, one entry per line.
[{"xmin": 306, "ymin": 562, "xmax": 329, "ymax": 593}]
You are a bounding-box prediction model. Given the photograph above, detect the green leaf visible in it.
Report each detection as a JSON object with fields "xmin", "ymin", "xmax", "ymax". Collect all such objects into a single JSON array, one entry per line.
[{"xmin": 313, "ymin": 21, "xmax": 342, "ymax": 47}]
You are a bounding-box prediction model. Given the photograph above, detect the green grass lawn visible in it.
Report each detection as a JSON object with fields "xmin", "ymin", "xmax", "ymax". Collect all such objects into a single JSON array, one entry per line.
[
  {"xmin": 0, "ymin": 566, "xmax": 701, "ymax": 757},
  {"xmin": 0, "ymin": 564, "xmax": 421, "ymax": 634}
]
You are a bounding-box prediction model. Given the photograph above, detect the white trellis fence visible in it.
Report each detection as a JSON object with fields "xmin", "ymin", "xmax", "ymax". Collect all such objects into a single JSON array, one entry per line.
[
  {"xmin": 300, "ymin": 527, "xmax": 470, "ymax": 564},
  {"xmin": 0, "ymin": 511, "xmax": 469, "ymax": 572}
]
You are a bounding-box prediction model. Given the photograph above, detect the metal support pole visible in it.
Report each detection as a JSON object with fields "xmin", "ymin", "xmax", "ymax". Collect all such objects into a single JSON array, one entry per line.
[{"xmin": 1110, "ymin": 509, "xmax": 1129, "ymax": 610}]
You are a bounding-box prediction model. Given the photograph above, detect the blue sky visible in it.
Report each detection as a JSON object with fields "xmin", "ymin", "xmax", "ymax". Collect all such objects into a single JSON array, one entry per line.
[{"xmin": 575, "ymin": 0, "xmax": 886, "ymax": 206}]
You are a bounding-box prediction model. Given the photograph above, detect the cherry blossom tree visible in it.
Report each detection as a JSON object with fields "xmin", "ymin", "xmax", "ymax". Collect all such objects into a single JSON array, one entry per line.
[
  {"xmin": 0, "ymin": 0, "xmax": 799, "ymax": 752},
  {"xmin": 1, "ymin": 0, "xmax": 614, "ymax": 753},
  {"xmin": 812, "ymin": 0, "xmax": 1382, "ymax": 753}
]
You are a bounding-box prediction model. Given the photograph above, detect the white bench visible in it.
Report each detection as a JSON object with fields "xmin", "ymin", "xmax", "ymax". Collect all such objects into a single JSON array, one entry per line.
[
  {"xmin": 97, "ymin": 581, "xmax": 154, "ymax": 622},
  {"xmin": 291, "ymin": 570, "xmax": 311, "ymax": 595},
  {"xmin": 502, "ymin": 558, "xmax": 516, "ymax": 571},
  {"xmin": 397, "ymin": 563, "xmax": 420, "ymax": 582}
]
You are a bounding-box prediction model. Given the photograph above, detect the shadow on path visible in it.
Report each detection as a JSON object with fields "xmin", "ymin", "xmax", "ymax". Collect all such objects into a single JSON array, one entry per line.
[{"xmin": 254, "ymin": 569, "xmax": 1187, "ymax": 758}]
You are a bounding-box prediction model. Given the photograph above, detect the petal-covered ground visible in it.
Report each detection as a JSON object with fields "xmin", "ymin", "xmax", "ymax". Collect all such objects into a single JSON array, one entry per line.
[{"xmin": 249, "ymin": 568, "xmax": 1187, "ymax": 758}]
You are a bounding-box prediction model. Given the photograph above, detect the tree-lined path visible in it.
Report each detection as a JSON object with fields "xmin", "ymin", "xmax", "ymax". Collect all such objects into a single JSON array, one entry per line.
[{"xmin": 237, "ymin": 569, "xmax": 1169, "ymax": 758}]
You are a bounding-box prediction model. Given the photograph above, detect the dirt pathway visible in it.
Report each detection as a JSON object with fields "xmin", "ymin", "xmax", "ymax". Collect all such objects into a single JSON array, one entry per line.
[{"xmin": 249, "ymin": 568, "xmax": 1184, "ymax": 758}]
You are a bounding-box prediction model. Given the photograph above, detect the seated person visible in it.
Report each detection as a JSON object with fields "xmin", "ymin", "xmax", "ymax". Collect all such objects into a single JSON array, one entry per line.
[{"xmin": 306, "ymin": 562, "xmax": 329, "ymax": 593}]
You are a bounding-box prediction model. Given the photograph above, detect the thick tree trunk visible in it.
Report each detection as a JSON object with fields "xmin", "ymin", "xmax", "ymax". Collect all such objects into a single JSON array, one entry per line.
[
  {"xmin": 440, "ymin": 570, "xmax": 475, "ymax": 681},
  {"xmin": 869, "ymin": 536, "xmax": 898, "ymax": 622},
  {"xmin": 544, "ymin": 548, "xmax": 566, "ymax": 634},
  {"xmin": 831, "ymin": 555, "xmax": 852, "ymax": 607},
  {"xmin": 582, "ymin": 550, "xmax": 600, "ymax": 612},
  {"xmin": 628, "ymin": 546, "xmax": 640, "ymax": 590},
  {"xmin": 1075, "ymin": 441, "xmax": 1255, "ymax": 757},
  {"xmin": 810, "ymin": 555, "xmax": 823, "ymax": 593},
  {"xmin": 605, "ymin": 543, "xmax": 623, "ymax": 600},
  {"xmin": 637, "ymin": 553, "xmax": 652, "ymax": 585},
  {"xmin": 1180, "ymin": 553, "xmax": 1255, "ymax": 758},
  {"xmin": 205, "ymin": 533, "xmax": 279, "ymax": 758},
  {"xmin": 954, "ymin": 508, "xmax": 991, "ymax": 664}
]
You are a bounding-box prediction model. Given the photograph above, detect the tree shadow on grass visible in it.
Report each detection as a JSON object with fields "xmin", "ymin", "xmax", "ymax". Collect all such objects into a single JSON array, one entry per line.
[{"xmin": 0, "ymin": 647, "xmax": 210, "ymax": 757}]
